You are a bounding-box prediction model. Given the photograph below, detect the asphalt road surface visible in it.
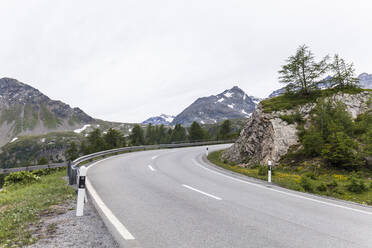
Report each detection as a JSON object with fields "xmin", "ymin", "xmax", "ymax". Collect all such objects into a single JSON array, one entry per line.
[{"xmin": 88, "ymin": 144, "xmax": 372, "ymax": 248}]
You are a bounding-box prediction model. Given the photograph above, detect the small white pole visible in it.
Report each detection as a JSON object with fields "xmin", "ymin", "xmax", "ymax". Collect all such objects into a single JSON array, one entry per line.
[
  {"xmin": 206, "ymin": 147, "xmax": 209, "ymax": 156},
  {"xmin": 268, "ymin": 160, "xmax": 272, "ymax": 183},
  {"xmin": 76, "ymin": 166, "xmax": 87, "ymax": 217}
]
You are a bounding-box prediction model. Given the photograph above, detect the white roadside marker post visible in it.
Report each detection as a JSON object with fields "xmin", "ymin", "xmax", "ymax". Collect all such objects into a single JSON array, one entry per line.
[
  {"xmin": 76, "ymin": 166, "xmax": 87, "ymax": 217},
  {"xmin": 206, "ymin": 147, "xmax": 209, "ymax": 156},
  {"xmin": 268, "ymin": 160, "xmax": 272, "ymax": 183}
]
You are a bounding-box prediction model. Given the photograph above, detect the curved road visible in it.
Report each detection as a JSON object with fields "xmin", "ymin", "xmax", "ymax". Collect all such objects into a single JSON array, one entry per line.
[{"xmin": 88, "ymin": 144, "xmax": 372, "ymax": 248}]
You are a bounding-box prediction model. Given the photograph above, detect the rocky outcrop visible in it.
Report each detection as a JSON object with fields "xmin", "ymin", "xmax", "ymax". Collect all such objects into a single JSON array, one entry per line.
[{"xmin": 222, "ymin": 91, "xmax": 372, "ymax": 165}]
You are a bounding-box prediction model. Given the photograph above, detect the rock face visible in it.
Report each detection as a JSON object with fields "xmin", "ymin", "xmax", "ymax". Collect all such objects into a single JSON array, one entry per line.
[
  {"xmin": 222, "ymin": 91, "xmax": 372, "ymax": 165},
  {"xmin": 172, "ymin": 86, "xmax": 261, "ymax": 126},
  {"xmin": 0, "ymin": 77, "xmax": 95, "ymax": 147}
]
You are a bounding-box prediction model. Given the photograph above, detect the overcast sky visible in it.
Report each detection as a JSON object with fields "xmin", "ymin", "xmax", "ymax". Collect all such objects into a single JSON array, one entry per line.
[{"xmin": 0, "ymin": 0, "xmax": 371, "ymax": 123}]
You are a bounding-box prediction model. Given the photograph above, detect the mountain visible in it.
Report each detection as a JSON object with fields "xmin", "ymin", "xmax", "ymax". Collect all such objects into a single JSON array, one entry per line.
[
  {"xmin": 142, "ymin": 114, "xmax": 175, "ymax": 125},
  {"xmin": 359, "ymin": 73, "xmax": 372, "ymax": 89},
  {"xmin": 171, "ymin": 86, "xmax": 260, "ymax": 126},
  {"xmin": 0, "ymin": 77, "xmax": 95, "ymax": 147},
  {"xmin": 268, "ymin": 73, "xmax": 372, "ymax": 98}
]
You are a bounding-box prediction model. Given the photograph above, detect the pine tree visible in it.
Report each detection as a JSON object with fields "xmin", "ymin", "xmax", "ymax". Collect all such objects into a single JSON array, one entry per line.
[
  {"xmin": 65, "ymin": 141, "xmax": 79, "ymax": 161},
  {"xmin": 321, "ymin": 132, "xmax": 358, "ymax": 169},
  {"xmin": 104, "ymin": 128, "xmax": 126, "ymax": 149},
  {"xmin": 188, "ymin": 121, "xmax": 206, "ymax": 141},
  {"xmin": 329, "ymin": 54, "xmax": 359, "ymax": 89},
  {"xmin": 87, "ymin": 128, "xmax": 107, "ymax": 153},
  {"xmin": 145, "ymin": 124, "xmax": 155, "ymax": 145},
  {"xmin": 129, "ymin": 125, "xmax": 145, "ymax": 146},
  {"xmin": 170, "ymin": 124, "xmax": 187, "ymax": 143},
  {"xmin": 279, "ymin": 45, "xmax": 329, "ymax": 95},
  {"xmin": 219, "ymin": 120, "xmax": 231, "ymax": 139}
]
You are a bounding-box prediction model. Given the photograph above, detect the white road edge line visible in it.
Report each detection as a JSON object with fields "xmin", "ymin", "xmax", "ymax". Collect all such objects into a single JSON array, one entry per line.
[
  {"xmin": 192, "ymin": 158, "xmax": 372, "ymax": 216},
  {"xmin": 182, "ymin": 184, "xmax": 222, "ymax": 201},
  {"xmin": 86, "ymin": 157, "xmax": 135, "ymax": 240},
  {"xmin": 148, "ymin": 165, "xmax": 156, "ymax": 171}
]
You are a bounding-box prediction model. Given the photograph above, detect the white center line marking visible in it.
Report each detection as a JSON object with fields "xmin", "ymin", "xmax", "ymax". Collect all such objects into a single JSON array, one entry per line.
[
  {"xmin": 151, "ymin": 155, "xmax": 158, "ymax": 160},
  {"xmin": 148, "ymin": 165, "xmax": 156, "ymax": 171},
  {"xmin": 192, "ymin": 158, "xmax": 372, "ymax": 216},
  {"xmin": 182, "ymin": 184, "xmax": 222, "ymax": 200}
]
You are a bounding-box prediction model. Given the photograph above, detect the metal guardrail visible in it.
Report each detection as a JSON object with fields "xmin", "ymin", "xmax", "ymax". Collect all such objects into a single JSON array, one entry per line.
[
  {"xmin": 0, "ymin": 162, "xmax": 67, "ymax": 175},
  {"xmin": 68, "ymin": 140, "xmax": 234, "ymax": 185}
]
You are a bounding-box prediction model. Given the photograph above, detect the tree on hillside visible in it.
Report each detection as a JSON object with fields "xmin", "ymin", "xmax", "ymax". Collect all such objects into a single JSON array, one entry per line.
[
  {"xmin": 129, "ymin": 125, "xmax": 145, "ymax": 146},
  {"xmin": 87, "ymin": 128, "xmax": 107, "ymax": 153},
  {"xmin": 104, "ymin": 128, "xmax": 126, "ymax": 149},
  {"xmin": 279, "ymin": 45, "xmax": 329, "ymax": 95},
  {"xmin": 154, "ymin": 125, "xmax": 169, "ymax": 144},
  {"xmin": 219, "ymin": 120, "xmax": 231, "ymax": 139},
  {"xmin": 65, "ymin": 141, "xmax": 79, "ymax": 161},
  {"xmin": 312, "ymin": 100, "xmax": 354, "ymax": 141},
  {"xmin": 170, "ymin": 124, "xmax": 187, "ymax": 143},
  {"xmin": 329, "ymin": 54, "xmax": 359, "ymax": 89},
  {"xmin": 321, "ymin": 132, "xmax": 358, "ymax": 170},
  {"xmin": 188, "ymin": 121, "xmax": 207, "ymax": 141},
  {"xmin": 145, "ymin": 124, "xmax": 156, "ymax": 145}
]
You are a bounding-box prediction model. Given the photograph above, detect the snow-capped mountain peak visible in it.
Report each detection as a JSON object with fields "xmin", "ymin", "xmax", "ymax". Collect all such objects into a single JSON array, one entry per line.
[
  {"xmin": 142, "ymin": 114, "xmax": 175, "ymax": 125},
  {"xmin": 171, "ymin": 86, "xmax": 260, "ymax": 126}
]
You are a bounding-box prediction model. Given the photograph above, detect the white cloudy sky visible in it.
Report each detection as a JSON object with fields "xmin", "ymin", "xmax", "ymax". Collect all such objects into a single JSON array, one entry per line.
[{"xmin": 0, "ymin": 0, "xmax": 371, "ymax": 122}]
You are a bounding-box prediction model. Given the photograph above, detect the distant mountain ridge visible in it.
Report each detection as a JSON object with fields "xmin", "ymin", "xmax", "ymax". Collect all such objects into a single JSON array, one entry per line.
[
  {"xmin": 268, "ymin": 73, "xmax": 372, "ymax": 98},
  {"xmin": 171, "ymin": 86, "xmax": 261, "ymax": 126},
  {"xmin": 142, "ymin": 114, "xmax": 175, "ymax": 125},
  {"xmin": 0, "ymin": 77, "xmax": 95, "ymax": 147}
]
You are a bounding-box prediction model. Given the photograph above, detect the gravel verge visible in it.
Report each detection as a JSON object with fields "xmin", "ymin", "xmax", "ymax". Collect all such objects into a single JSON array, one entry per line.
[{"xmin": 26, "ymin": 199, "xmax": 119, "ymax": 248}]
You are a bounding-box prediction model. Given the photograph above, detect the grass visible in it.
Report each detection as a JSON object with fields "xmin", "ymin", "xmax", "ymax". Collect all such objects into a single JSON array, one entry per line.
[
  {"xmin": 0, "ymin": 168, "xmax": 75, "ymax": 247},
  {"xmin": 261, "ymin": 87, "xmax": 370, "ymax": 113},
  {"xmin": 208, "ymin": 150, "xmax": 372, "ymax": 206}
]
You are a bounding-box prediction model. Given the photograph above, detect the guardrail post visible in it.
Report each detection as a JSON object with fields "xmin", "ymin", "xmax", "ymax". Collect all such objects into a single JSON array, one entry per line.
[
  {"xmin": 76, "ymin": 166, "xmax": 87, "ymax": 217},
  {"xmin": 268, "ymin": 160, "xmax": 272, "ymax": 183}
]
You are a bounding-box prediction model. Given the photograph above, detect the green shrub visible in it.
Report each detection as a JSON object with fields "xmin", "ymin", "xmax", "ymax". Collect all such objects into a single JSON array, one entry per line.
[
  {"xmin": 37, "ymin": 157, "xmax": 49, "ymax": 165},
  {"xmin": 258, "ymin": 166, "xmax": 268, "ymax": 176},
  {"xmin": 300, "ymin": 176, "xmax": 315, "ymax": 192},
  {"xmin": 347, "ymin": 176, "xmax": 368, "ymax": 193},
  {"xmin": 4, "ymin": 171, "xmax": 40, "ymax": 186},
  {"xmin": 32, "ymin": 168, "xmax": 58, "ymax": 177},
  {"xmin": 304, "ymin": 172, "xmax": 318, "ymax": 180},
  {"xmin": 279, "ymin": 112, "xmax": 304, "ymax": 125},
  {"xmin": 326, "ymin": 180, "xmax": 338, "ymax": 190},
  {"xmin": 316, "ymin": 183, "xmax": 327, "ymax": 192},
  {"xmin": 321, "ymin": 132, "xmax": 358, "ymax": 170},
  {"xmin": 302, "ymin": 127, "xmax": 324, "ymax": 157}
]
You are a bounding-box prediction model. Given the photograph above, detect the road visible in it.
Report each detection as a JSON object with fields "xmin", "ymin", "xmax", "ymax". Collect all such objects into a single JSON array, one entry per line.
[{"xmin": 87, "ymin": 144, "xmax": 372, "ymax": 248}]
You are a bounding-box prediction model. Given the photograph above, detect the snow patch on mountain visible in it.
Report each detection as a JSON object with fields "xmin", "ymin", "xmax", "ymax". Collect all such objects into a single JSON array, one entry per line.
[
  {"xmin": 74, "ymin": 124, "xmax": 91, "ymax": 134},
  {"xmin": 224, "ymin": 92, "xmax": 233, "ymax": 98}
]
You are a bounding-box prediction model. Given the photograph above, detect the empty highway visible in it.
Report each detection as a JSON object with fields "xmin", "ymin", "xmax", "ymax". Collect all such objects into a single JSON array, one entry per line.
[{"xmin": 87, "ymin": 144, "xmax": 372, "ymax": 248}]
